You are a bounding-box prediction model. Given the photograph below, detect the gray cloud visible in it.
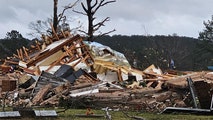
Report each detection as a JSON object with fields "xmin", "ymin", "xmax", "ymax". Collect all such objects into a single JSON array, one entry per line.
[{"xmin": 0, "ymin": 0, "xmax": 212, "ymax": 39}]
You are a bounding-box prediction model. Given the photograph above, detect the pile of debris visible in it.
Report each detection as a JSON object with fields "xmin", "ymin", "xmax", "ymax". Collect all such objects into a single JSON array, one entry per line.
[{"xmin": 0, "ymin": 30, "xmax": 213, "ymax": 114}]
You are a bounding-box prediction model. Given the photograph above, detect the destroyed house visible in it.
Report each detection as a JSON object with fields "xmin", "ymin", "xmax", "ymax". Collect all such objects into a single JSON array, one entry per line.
[{"xmin": 1, "ymin": 30, "xmax": 213, "ymax": 116}]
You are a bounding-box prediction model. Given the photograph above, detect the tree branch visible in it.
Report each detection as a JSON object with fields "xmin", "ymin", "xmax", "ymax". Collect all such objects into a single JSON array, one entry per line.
[
  {"xmin": 75, "ymin": 0, "xmax": 116, "ymax": 41},
  {"xmin": 81, "ymin": 2, "xmax": 88, "ymax": 13},
  {"xmin": 58, "ymin": 0, "xmax": 80, "ymax": 23},
  {"xmin": 97, "ymin": 29, "xmax": 116, "ymax": 37},
  {"xmin": 78, "ymin": 29, "xmax": 88, "ymax": 35},
  {"xmin": 91, "ymin": 0, "xmax": 98, "ymax": 9},
  {"xmin": 73, "ymin": 9, "xmax": 87, "ymax": 15},
  {"xmin": 93, "ymin": 17, "xmax": 110, "ymax": 31},
  {"xmin": 93, "ymin": 0, "xmax": 116, "ymax": 14}
]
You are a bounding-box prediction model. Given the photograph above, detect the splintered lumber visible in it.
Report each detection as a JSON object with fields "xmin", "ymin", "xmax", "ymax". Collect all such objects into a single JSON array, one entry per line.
[
  {"xmin": 143, "ymin": 71, "xmax": 172, "ymax": 79},
  {"xmin": 13, "ymin": 53, "xmax": 19, "ymax": 59},
  {"xmin": 165, "ymin": 72, "xmax": 205, "ymax": 89},
  {"xmin": 144, "ymin": 78, "xmax": 168, "ymax": 82},
  {"xmin": 4, "ymin": 60, "xmax": 19, "ymax": 65},
  {"xmin": 17, "ymin": 49, "xmax": 21, "ymax": 60},
  {"xmin": 117, "ymin": 68, "xmax": 123, "ymax": 82},
  {"xmin": 40, "ymin": 89, "xmax": 69, "ymax": 106},
  {"xmin": 35, "ymin": 40, "xmax": 41, "ymax": 50},
  {"xmin": 127, "ymin": 81, "xmax": 141, "ymax": 89},
  {"xmin": 32, "ymin": 83, "xmax": 52, "ymax": 105},
  {"xmin": 0, "ymin": 65, "xmax": 11, "ymax": 73},
  {"xmin": 146, "ymin": 82, "xmax": 153, "ymax": 87},
  {"xmin": 50, "ymin": 23, "xmax": 59, "ymax": 40},
  {"xmin": 26, "ymin": 35, "xmax": 81, "ymax": 67},
  {"xmin": 19, "ymin": 48, "xmax": 24, "ymax": 61},
  {"xmin": 53, "ymin": 82, "xmax": 71, "ymax": 94},
  {"xmin": 204, "ymin": 72, "xmax": 213, "ymax": 80},
  {"xmin": 70, "ymin": 83, "xmax": 93, "ymax": 90},
  {"xmin": 23, "ymin": 46, "xmax": 30, "ymax": 60}
]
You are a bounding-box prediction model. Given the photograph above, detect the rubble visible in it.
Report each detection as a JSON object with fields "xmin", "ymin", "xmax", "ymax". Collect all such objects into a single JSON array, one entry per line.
[{"xmin": 0, "ymin": 30, "xmax": 213, "ymax": 115}]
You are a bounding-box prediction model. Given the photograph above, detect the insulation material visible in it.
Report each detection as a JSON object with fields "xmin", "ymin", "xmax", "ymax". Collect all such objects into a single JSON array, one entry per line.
[
  {"xmin": 85, "ymin": 41, "xmax": 131, "ymax": 68},
  {"xmin": 67, "ymin": 59, "xmax": 90, "ymax": 71},
  {"xmin": 143, "ymin": 64, "xmax": 163, "ymax": 75},
  {"xmin": 97, "ymin": 71, "xmax": 119, "ymax": 82},
  {"xmin": 130, "ymin": 72, "xmax": 143, "ymax": 81},
  {"xmin": 19, "ymin": 61, "xmax": 27, "ymax": 68},
  {"xmin": 70, "ymin": 88, "xmax": 99, "ymax": 97}
]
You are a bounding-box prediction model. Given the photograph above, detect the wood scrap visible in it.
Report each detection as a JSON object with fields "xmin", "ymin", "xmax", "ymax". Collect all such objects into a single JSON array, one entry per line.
[
  {"xmin": 32, "ymin": 83, "xmax": 52, "ymax": 105},
  {"xmin": 40, "ymin": 88, "xmax": 69, "ymax": 106},
  {"xmin": 53, "ymin": 82, "xmax": 71, "ymax": 94},
  {"xmin": 127, "ymin": 81, "xmax": 141, "ymax": 89}
]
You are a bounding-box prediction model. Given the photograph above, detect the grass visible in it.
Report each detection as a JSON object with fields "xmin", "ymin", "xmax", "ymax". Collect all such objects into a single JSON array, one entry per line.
[
  {"xmin": 1, "ymin": 108, "xmax": 213, "ymax": 120},
  {"xmin": 57, "ymin": 109, "xmax": 213, "ymax": 120}
]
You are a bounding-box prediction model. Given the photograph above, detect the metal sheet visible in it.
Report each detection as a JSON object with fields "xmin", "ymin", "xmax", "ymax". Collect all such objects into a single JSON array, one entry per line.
[
  {"xmin": 34, "ymin": 110, "xmax": 57, "ymax": 117},
  {"xmin": 161, "ymin": 107, "xmax": 213, "ymax": 115},
  {"xmin": 0, "ymin": 111, "xmax": 21, "ymax": 118},
  {"xmin": 65, "ymin": 68, "xmax": 85, "ymax": 83},
  {"xmin": 54, "ymin": 64, "xmax": 74, "ymax": 78}
]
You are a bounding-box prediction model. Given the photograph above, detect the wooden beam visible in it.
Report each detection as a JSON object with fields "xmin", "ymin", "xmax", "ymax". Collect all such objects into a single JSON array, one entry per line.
[
  {"xmin": 32, "ymin": 83, "xmax": 52, "ymax": 105},
  {"xmin": 144, "ymin": 79, "xmax": 168, "ymax": 82},
  {"xmin": 4, "ymin": 60, "xmax": 19, "ymax": 65},
  {"xmin": 35, "ymin": 40, "xmax": 41, "ymax": 51},
  {"xmin": 23, "ymin": 46, "xmax": 30, "ymax": 60},
  {"xmin": 50, "ymin": 23, "xmax": 59, "ymax": 40},
  {"xmin": 117, "ymin": 68, "xmax": 123, "ymax": 82},
  {"xmin": 146, "ymin": 82, "xmax": 153, "ymax": 87},
  {"xmin": 19, "ymin": 49, "xmax": 24, "ymax": 61},
  {"xmin": 61, "ymin": 30, "xmax": 66, "ymax": 38},
  {"xmin": 143, "ymin": 72, "xmax": 172, "ymax": 79},
  {"xmin": 17, "ymin": 49, "xmax": 21, "ymax": 59},
  {"xmin": 13, "ymin": 54, "xmax": 19, "ymax": 59},
  {"xmin": 26, "ymin": 35, "xmax": 81, "ymax": 67}
]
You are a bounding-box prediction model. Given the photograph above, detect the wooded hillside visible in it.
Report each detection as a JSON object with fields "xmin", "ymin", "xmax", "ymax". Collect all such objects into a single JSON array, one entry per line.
[
  {"xmin": 0, "ymin": 35, "xmax": 213, "ymax": 71},
  {"xmin": 94, "ymin": 35, "xmax": 213, "ymax": 71}
]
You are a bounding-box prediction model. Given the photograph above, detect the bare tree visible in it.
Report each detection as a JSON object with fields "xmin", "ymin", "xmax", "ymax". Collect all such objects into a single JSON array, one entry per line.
[
  {"xmin": 58, "ymin": 0, "xmax": 80, "ymax": 23},
  {"xmin": 53, "ymin": 0, "xmax": 58, "ymax": 33},
  {"xmin": 28, "ymin": 19, "xmax": 52, "ymax": 38},
  {"xmin": 54, "ymin": 0, "xmax": 80, "ymax": 33},
  {"xmin": 74, "ymin": 0, "xmax": 116, "ymax": 41},
  {"xmin": 28, "ymin": 0, "xmax": 80, "ymax": 39}
]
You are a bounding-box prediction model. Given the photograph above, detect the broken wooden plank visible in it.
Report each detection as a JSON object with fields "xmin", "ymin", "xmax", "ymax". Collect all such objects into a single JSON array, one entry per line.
[
  {"xmin": 23, "ymin": 46, "xmax": 30, "ymax": 60},
  {"xmin": 40, "ymin": 89, "xmax": 69, "ymax": 106},
  {"xmin": 32, "ymin": 83, "xmax": 52, "ymax": 105},
  {"xmin": 50, "ymin": 23, "xmax": 59, "ymax": 40},
  {"xmin": 26, "ymin": 35, "xmax": 81, "ymax": 67},
  {"xmin": 20, "ymin": 48, "xmax": 24, "ymax": 61},
  {"xmin": 53, "ymin": 82, "xmax": 71, "ymax": 94}
]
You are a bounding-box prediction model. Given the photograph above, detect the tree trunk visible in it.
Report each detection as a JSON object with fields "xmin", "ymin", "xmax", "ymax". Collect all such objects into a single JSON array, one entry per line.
[
  {"xmin": 87, "ymin": 0, "xmax": 94, "ymax": 42},
  {"xmin": 53, "ymin": 0, "xmax": 58, "ymax": 34}
]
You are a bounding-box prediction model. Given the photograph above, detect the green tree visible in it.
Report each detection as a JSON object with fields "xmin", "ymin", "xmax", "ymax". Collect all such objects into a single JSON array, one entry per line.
[
  {"xmin": 5, "ymin": 30, "xmax": 23, "ymax": 39},
  {"xmin": 199, "ymin": 16, "xmax": 213, "ymax": 41}
]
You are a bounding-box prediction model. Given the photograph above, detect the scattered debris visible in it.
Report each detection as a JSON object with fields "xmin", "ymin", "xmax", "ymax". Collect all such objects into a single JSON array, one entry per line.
[{"xmin": 0, "ymin": 29, "xmax": 213, "ymax": 117}]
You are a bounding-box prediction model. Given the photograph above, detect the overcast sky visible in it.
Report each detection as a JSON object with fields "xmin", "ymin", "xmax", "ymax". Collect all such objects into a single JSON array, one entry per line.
[{"xmin": 0, "ymin": 0, "xmax": 213, "ymax": 39}]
